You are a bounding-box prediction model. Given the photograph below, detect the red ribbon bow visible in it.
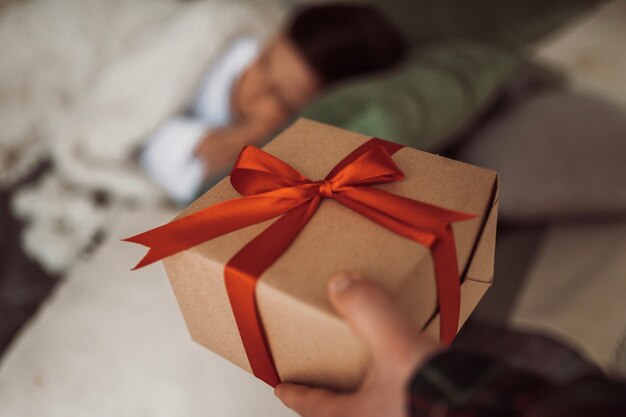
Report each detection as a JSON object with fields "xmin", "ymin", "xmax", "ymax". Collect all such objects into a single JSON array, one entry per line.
[{"xmin": 125, "ymin": 138, "xmax": 474, "ymax": 387}]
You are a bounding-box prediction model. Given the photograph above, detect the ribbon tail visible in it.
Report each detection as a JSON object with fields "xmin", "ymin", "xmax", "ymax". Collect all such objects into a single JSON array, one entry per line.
[
  {"xmin": 431, "ymin": 224, "xmax": 461, "ymax": 344},
  {"xmin": 340, "ymin": 187, "xmax": 475, "ymax": 225},
  {"xmin": 123, "ymin": 244, "xmax": 175, "ymax": 271},
  {"xmin": 123, "ymin": 193, "xmax": 306, "ymax": 269},
  {"xmin": 325, "ymin": 138, "xmax": 404, "ymax": 180},
  {"xmin": 225, "ymin": 197, "xmax": 322, "ymax": 387},
  {"xmin": 333, "ymin": 193, "xmax": 437, "ymax": 247}
]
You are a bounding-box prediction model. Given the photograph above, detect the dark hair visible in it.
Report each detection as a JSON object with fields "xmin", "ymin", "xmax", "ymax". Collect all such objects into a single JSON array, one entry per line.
[{"xmin": 287, "ymin": 4, "xmax": 407, "ymax": 85}]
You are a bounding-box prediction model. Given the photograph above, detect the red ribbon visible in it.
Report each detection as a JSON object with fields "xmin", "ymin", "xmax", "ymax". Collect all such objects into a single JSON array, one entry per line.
[{"xmin": 124, "ymin": 138, "xmax": 474, "ymax": 387}]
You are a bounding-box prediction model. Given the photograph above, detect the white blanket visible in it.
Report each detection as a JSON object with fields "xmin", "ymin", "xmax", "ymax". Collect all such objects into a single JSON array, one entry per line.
[
  {"xmin": 0, "ymin": 208, "xmax": 297, "ymax": 417},
  {"xmin": 0, "ymin": 0, "xmax": 286, "ymax": 272}
]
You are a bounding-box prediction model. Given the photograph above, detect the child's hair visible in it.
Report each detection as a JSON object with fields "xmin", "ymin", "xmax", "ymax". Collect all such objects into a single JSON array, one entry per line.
[{"xmin": 287, "ymin": 4, "xmax": 407, "ymax": 85}]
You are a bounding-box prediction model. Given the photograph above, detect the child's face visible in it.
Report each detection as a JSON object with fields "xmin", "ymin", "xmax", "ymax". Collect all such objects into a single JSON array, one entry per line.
[{"xmin": 233, "ymin": 35, "xmax": 323, "ymax": 126}]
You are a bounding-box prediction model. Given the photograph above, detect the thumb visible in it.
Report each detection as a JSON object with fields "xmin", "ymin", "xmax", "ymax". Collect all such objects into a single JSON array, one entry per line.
[{"xmin": 327, "ymin": 272, "xmax": 426, "ymax": 366}]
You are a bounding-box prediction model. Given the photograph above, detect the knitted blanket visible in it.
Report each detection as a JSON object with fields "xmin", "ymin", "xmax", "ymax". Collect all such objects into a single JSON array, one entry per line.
[{"xmin": 0, "ymin": 0, "xmax": 286, "ymax": 272}]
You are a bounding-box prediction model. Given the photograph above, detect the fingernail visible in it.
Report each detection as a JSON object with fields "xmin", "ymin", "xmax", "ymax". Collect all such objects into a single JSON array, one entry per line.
[{"xmin": 329, "ymin": 273, "xmax": 356, "ymax": 294}]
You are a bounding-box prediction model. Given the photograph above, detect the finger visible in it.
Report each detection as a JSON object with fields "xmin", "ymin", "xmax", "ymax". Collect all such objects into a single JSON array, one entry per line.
[
  {"xmin": 327, "ymin": 273, "xmax": 423, "ymax": 365},
  {"xmin": 275, "ymin": 383, "xmax": 345, "ymax": 417}
]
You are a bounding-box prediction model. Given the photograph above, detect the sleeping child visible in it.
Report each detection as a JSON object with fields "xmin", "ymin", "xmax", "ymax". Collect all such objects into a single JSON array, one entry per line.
[{"xmin": 140, "ymin": 4, "xmax": 407, "ymax": 203}]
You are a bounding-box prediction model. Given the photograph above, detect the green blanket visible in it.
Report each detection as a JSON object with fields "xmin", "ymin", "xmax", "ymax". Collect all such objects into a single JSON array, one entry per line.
[{"xmin": 301, "ymin": 42, "xmax": 519, "ymax": 151}]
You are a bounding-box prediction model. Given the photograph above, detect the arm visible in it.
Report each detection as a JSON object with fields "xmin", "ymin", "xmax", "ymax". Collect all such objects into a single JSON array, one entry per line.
[
  {"xmin": 275, "ymin": 274, "xmax": 626, "ymax": 417},
  {"xmin": 194, "ymin": 118, "xmax": 278, "ymax": 179}
]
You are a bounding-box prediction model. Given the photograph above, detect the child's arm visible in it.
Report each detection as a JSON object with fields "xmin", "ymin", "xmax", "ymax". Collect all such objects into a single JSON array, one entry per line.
[{"xmin": 194, "ymin": 117, "xmax": 282, "ymax": 178}]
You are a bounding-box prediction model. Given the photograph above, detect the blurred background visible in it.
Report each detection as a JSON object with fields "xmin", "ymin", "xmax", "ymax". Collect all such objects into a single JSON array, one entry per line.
[{"xmin": 0, "ymin": 0, "xmax": 625, "ymax": 415}]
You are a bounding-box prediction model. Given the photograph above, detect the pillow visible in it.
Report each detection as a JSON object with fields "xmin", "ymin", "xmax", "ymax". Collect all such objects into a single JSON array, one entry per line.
[{"xmin": 457, "ymin": 92, "xmax": 626, "ymax": 221}]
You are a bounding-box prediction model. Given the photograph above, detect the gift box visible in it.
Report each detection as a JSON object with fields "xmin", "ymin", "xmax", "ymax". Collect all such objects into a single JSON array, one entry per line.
[{"xmin": 126, "ymin": 118, "xmax": 498, "ymax": 390}]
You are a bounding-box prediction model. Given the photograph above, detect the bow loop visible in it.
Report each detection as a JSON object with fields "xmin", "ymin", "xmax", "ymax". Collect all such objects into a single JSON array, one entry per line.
[
  {"xmin": 327, "ymin": 145, "xmax": 404, "ymax": 191},
  {"xmin": 231, "ymin": 146, "xmax": 310, "ymax": 196}
]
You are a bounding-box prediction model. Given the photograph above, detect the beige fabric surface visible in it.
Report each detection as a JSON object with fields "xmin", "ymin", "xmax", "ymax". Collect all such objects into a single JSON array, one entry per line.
[
  {"xmin": 0, "ymin": 208, "xmax": 296, "ymax": 417},
  {"xmin": 533, "ymin": 0, "xmax": 626, "ymax": 111},
  {"xmin": 457, "ymin": 91, "xmax": 626, "ymax": 222},
  {"xmin": 511, "ymin": 221, "xmax": 626, "ymax": 375}
]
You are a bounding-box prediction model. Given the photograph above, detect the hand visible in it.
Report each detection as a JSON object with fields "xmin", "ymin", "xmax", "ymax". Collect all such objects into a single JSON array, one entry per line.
[
  {"xmin": 275, "ymin": 273, "xmax": 442, "ymax": 417},
  {"xmin": 193, "ymin": 126, "xmax": 251, "ymax": 179}
]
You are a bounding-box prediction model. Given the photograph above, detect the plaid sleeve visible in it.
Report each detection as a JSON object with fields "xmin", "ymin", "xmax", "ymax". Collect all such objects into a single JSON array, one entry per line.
[
  {"xmin": 407, "ymin": 350, "xmax": 553, "ymax": 417},
  {"xmin": 407, "ymin": 350, "xmax": 626, "ymax": 417}
]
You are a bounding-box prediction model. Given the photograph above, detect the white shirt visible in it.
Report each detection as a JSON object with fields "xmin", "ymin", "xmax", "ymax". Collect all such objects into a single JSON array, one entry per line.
[
  {"xmin": 140, "ymin": 37, "xmax": 260, "ymax": 204},
  {"xmin": 192, "ymin": 37, "xmax": 260, "ymax": 126}
]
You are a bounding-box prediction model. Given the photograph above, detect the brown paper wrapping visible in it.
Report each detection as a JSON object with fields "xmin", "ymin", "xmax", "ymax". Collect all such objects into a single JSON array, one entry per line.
[{"xmin": 163, "ymin": 119, "xmax": 498, "ymax": 390}]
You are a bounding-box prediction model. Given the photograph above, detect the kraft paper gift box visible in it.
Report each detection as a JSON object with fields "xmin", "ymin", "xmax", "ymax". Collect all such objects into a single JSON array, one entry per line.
[{"xmin": 132, "ymin": 118, "xmax": 498, "ymax": 390}]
